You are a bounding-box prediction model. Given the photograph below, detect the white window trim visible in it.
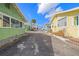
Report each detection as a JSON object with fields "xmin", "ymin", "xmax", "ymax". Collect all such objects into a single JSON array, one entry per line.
[
  {"xmin": 0, "ymin": 12, "xmax": 24, "ymax": 28},
  {"xmin": 57, "ymin": 16, "xmax": 67, "ymax": 28}
]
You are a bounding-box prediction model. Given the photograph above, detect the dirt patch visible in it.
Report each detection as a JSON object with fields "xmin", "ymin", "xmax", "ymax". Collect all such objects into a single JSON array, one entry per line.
[{"xmin": 52, "ymin": 30, "xmax": 64, "ymax": 37}]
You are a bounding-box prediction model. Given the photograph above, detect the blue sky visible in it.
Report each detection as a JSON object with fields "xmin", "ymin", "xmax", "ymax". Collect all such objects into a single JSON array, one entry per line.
[
  {"xmin": 17, "ymin": 3, "xmax": 79, "ymax": 26},
  {"xmin": 17, "ymin": 3, "xmax": 49, "ymax": 26},
  {"xmin": 57, "ymin": 3, "xmax": 79, "ymax": 10}
]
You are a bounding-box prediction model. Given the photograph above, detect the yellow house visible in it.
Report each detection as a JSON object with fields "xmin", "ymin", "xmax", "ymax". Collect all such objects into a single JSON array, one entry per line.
[{"xmin": 51, "ymin": 7, "xmax": 79, "ymax": 38}]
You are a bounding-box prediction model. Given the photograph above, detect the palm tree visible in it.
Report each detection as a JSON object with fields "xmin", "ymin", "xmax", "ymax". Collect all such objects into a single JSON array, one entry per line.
[
  {"xmin": 31, "ymin": 19, "xmax": 36, "ymax": 31},
  {"xmin": 31, "ymin": 19, "xmax": 36, "ymax": 24}
]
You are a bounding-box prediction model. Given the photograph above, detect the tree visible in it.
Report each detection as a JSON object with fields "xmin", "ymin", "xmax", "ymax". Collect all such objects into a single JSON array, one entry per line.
[
  {"xmin": 31, "ymin": 19, "xmax": 36, "ymax": 24},
  {"xmin": 45, "ymin": 24, "xmax": 49, "ymax": 27},
  {"xmin": 31, "ymin": 19, "xmax": 37, "ymax": 31}
]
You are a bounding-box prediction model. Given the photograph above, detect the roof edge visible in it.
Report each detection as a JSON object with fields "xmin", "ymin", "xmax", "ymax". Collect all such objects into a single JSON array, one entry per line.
[{"xmin": 12, "ymin": 3, "xmax": 27, "ymax": 22}]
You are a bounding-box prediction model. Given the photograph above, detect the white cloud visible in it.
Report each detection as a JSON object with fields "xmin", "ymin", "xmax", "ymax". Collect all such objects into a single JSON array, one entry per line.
[
  {"xmin": 37, "ymin": 3, "xmax": 58, "ymax": 15},
  {"xmin": 45, "ymin": 7, "xmax": 63, "ymax": 19},
  {"xmin": 45, "ymin": 9, "xmax": 55, "ymax": 18},
  {"xmin": 37, "ymin": 3, "xmax": 63, "ymax": 20},
  {"xmin": 55, "ymin": 7, "xmax": 63, "ymax": 12}
]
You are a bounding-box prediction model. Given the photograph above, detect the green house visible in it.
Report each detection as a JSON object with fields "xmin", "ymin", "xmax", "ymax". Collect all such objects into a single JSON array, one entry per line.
[{"xmin": 0, "ymin": 3, "xmax": 27, "ymax": 40}]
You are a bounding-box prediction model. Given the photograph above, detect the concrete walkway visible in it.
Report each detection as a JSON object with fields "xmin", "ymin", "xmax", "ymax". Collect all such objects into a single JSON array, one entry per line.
[{"xmin": 51, "ymin": 34, "xmax": 79, "ymax": 56}]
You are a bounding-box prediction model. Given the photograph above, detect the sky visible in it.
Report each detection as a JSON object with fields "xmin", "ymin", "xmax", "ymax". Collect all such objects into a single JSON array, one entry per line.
[{"xmin": 17, "ymin": 3, "xmax": 79, "ymax": 26}]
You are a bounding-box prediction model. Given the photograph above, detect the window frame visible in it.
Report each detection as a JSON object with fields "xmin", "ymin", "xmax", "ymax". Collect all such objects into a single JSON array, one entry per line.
[
  {"xmin": 74, "ymin": 15, "xmax": 79, "ymax": 26},
  {"xmin": 3, "ymin": 15, "xmax": 10, "ymax": 27},
  {"xmin": 0, "ymin": 12, "xmax": 24, "ymax": 28},
  {"xmin": 57, "ymin": 16, "xmax": 67, "ymax": 27},
  {"xmin": 11, "ymin": 18, "xmax": 23, "ymax": 28}
]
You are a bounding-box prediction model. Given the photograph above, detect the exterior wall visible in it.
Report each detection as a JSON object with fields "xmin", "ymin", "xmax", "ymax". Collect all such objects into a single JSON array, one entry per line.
[
  {"xmin": 0, "ymin": 11, "xmax": 24, "ymax": 28},
  {"xmin": 65, "ymin": 16, "xmax": 79, "ymax": 38},
  {"xmin": 0, "ymin": 19, "xmax": 3, "ymax": 27},
  {"xmin": 0, "ymin": 3, "xmax": 27, "ymax": 40},
  {"xmin": 51, "ymin": 16, "xmax": 59, "ymax": 32},
  {"xmin": 51, "ymin": 13, "xmax": 79, "ymax": 38},
  {"xmin": 0, "ymin": 4, "xmax": 23, "ymax": 21},
  {"xmin": 0, "ymin": 14, "xmax": 3, "ymax": 27},
  {"xmin": 65, "ymin": 16, "xmax": 78, "ymax": 37},
  {"xmin": 0, "ymin": 28, "xmax": 25, "ymax": 40},
  {"xmin": 0, "ymin": 4, "xmax": 25, "ymax": 28},
  {"xmin": 51, "ymin": 16, "xmax": 66, "ymax": 32}
]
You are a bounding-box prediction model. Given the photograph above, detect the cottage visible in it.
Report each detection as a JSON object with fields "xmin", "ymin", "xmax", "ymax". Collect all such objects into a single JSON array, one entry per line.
[
  {"xmin": 0, "ymin": 3, "xmax": 27, "ymax": 40},
  {"xmin": 51, "ymin": 7, "xmax": 79, "ymax": 38}
]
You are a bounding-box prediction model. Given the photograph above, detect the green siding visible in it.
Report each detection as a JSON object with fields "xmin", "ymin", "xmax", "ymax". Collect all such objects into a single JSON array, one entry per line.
[
  {"xmin": 0, "ymin": 28, "xmax": 25, "ymax": 40},
  {"xmin": 0, "ymin": 4, "xmax": 28, "ymax": 40},
  {"xmin": 0, "ymin": 4, "xmax": 23, "ymax": 21},
  {"xmin": 24, "ymin": 25, "xmax": 30, "ymax": 32}
]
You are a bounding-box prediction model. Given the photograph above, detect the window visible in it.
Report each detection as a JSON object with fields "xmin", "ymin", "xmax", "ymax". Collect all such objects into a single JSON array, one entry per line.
[
  {"xmin": 11, "ymin": 18, "xmax": 22, "ymax": 28},
  {"xmin": 19, "ymin": 22, "xmax": 23, "ymax": 28},
  {"xmin": 3, "ymin": 16, "xmax": 10, "ymax": 27},
  {"xmin": 58, "ymin": 17, "xmax": 67, "ymax": 27},
  {"xmin": 74, "ymin": 16, "xmax": 79, "ymax": 26}
]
